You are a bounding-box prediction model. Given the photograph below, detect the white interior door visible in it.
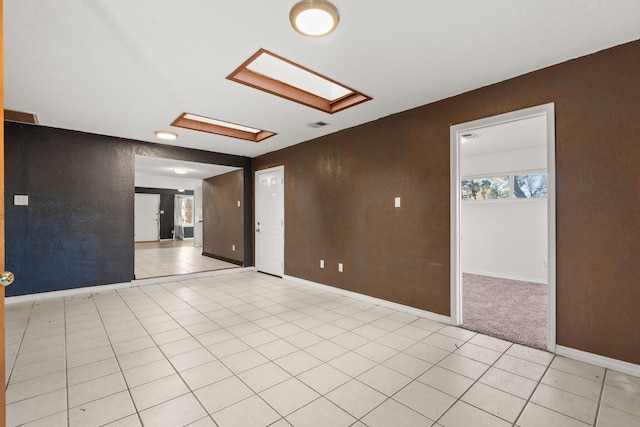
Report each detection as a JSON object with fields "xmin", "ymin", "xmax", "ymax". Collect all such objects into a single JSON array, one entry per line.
[
  {"xmin": 135, "ymin": 193, "xmax": 160, "ymax": 242},
  {"xmin": 256, "ymin": 166, "xmax": 284, "ymax": 276}
]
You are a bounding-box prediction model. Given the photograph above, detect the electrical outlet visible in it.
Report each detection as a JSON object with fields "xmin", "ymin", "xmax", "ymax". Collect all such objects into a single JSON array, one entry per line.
[
  {"xmin": 338, "ymin": 263, "xmax": 343, "ymax": 272},
  {"xmin": 320, "ymin": 260, "xmax": 325, "ymax": 268},
  {"xmin": 232, "ymin": 245, "xmax": 235, "ymax": 251},
  {"xmin": 237, "ymin": 200, "xmax": 241, "ymax": 207}
]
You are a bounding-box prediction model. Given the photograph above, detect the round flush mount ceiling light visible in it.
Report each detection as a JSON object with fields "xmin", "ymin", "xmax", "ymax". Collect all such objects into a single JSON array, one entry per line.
[
  {"xmin": 154, "ymin": 130, "xmax": 179, "ymax": 140},
  {"xmin": 290, "ymin": 0, "xmax": 340, "ymax": 37}
]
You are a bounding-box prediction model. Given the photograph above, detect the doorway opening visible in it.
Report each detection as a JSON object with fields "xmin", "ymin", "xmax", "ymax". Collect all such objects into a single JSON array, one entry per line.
[
  {"xmin": 134, "ymin": 156, "xmax": 242, "ymax": 279},
  {"xmin": 450, "ymin": 103, "xmax": 556, "ymax": 352}
]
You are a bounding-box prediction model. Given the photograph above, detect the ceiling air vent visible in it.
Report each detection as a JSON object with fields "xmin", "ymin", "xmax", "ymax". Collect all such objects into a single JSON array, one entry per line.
[
  {"xmin": 461, "ymin": 132, "xmax": 478, "ymax": 139},
  {"xmin": 5, "ymin": 109, "xmax": 39, "ymax": 125},
  {"xmin": 308, "ymin": 121, "xmax": 329, "ymax": 128}
]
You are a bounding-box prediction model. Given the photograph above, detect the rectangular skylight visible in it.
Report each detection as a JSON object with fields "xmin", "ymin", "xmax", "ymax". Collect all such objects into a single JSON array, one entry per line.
[
  {"xmin": 246, "ymin": 52, "xmax": 351, "ymax": 102},
  {"xmin": 183, "ymin": 113, "xmax": 261, "ymax": 134},
  {"xmin": 228, "ymin": 49, "xmax": 371, "ymax": 114},
  {"xmin": 171, "ymin": 112, "xmax": 276, "ymax": 143}
]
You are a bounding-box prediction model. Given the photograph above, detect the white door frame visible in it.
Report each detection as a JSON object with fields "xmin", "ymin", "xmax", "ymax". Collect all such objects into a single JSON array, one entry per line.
[
  {"xmin": 255, "ymin": 165, "xmax": 285, "ymax": 276},
  {"xmin": 450, "ymin": 103, "xmax": 556, "ymax": 352}
]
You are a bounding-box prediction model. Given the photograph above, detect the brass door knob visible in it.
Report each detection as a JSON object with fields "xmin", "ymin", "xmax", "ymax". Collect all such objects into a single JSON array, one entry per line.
[{"xmin": 0, "ymin": 271, "xmax": 14, "ymax": 287}]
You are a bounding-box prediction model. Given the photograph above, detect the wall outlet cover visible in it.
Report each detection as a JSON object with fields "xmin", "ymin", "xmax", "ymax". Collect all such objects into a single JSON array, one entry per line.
[{"xmin": 14, "ymin": 195, "xmax": 29, "ymax": 206}]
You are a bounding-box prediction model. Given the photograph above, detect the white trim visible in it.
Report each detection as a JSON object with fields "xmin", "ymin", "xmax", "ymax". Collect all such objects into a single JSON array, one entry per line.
[
  {"xmin": 284, "ymin": 275, "xmax": 452, "ymax": 325},
  {"xmin": 131, "ymin": 267, "xmax": 254, "ymax": 286},
  {"xmin": 450, "ymin": 103, "xmax": 557, "ymax": 352},
  {"xmin": 462, "ymin": 270, "xmax": 548, "ymax": 285},
  {"xmin": 5, "ymin": 267, "xmax": 256, "ymax": 304},
  {"xmin": 556, "ymin": 345, "xmax": 640, "ymax": 378},
  {"xmin": 5, "ymin": 281, "xmax": 133, "ymax": 304}
]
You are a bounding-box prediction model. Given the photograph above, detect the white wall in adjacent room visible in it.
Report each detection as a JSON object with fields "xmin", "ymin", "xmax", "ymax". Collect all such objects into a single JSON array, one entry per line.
[
  {"xmin": 461, "ymin": 144, "xmax": 548, "ymax": 284},
  {"xmin": 461, "ymin": 146, "xmax": 546, "ymax": 176},
  {"xmin": 461, "ymin": 198, "xmax": 548, "ymax": 283}
]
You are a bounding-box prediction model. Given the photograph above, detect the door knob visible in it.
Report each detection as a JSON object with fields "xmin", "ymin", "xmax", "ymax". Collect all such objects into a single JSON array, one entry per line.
[{"xmin": 1, "ymin": 271, "xmax": 14, "ymax": 287}]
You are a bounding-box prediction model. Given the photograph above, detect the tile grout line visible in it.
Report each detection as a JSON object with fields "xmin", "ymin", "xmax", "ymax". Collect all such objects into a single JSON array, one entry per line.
[
  {"xmin": 63, "ymin": 296, "xmax": 70, "ymax": 427},
  {"xmin": 429, "ymin": 339, "xmax": 517, "ymax": 426},
  {"xmin": 165, "ymin": 274, "xmax": 413, "ymax": 424},
  {"xmin": 592, "ymin": 368, "xmax": 608, "ymax": 427},
  {"xmin": 511, "ymin": 353, "xmax": 556, "ymax": 426},
  {"xmin": 91, "ymin": 291, "xmax": 146, "ymax": 426},
  {"xmin": 128, "ymin": 279, "xmax": 273, "ymax": 425},
  {"xmin": 4, "ymin": 300, "xmax": 34, "ymax": 388}
]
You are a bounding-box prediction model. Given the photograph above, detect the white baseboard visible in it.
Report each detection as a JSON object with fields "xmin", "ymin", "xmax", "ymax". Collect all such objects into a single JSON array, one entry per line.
[
  {"xmin": 5, "ymin": 267, "xmax": 256, "ymax": 304},
  {"xmin": 5, "ymin": 281, "xmax": 133, "ymax": 304},
  {"xmin": 281, "ymin": 275, "xmax": 640, "ymax": 378},
  {"xmin": 556, "ymin": 345, "xmax": 640, "ymax": 378},
  {"xmin": 131, "ymin": 267, "xmax": 254, "ymax": 286},
  {"xmin": 283, "ymin": 275, "xmax": 452, "ymax": 325},
  {"xmin": 463, "ymin": 269, "xmax": 548, "ymax": 285}
]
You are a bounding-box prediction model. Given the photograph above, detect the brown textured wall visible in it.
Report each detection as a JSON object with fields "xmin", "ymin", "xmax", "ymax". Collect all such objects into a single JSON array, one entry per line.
[
  {"xmin": 253, "ymin": 40, "xmax": 640, "ymax": 364},
  {"xmin": 203, "ymin": 169, "xmax": 244, "ymax": 264}
]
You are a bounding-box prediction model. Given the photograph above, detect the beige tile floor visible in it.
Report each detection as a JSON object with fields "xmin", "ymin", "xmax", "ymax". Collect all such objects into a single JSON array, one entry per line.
[
  {"xmin": 135, "ymin": 240, "xmax": 238, "ymax": 279},
  {"xmin": 5, "ymin": 272, "xmax": 640, "ymax": 426}
]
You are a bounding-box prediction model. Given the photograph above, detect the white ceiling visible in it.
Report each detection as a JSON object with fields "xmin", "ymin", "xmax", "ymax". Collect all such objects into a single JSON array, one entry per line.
[
  {"xmin": 460, "ymin": 115, "xmax": 547, "ymax": 158},
  {"xmin": 5, "ymin": 1, "xmax": 640, "ymax": 159},
  {"xmin": 135, "ymin": 156, "xmax": 239, "ymax": 180}
]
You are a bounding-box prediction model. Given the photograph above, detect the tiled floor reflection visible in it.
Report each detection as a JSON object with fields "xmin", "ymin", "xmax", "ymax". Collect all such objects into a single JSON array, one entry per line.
[
  {"xmin": 5, "ymin": 272, "xmax": 640, "ymax": 426},
  {"xmin": 135, "ymin": 240, "xmax": 238, "ymax": 279}
]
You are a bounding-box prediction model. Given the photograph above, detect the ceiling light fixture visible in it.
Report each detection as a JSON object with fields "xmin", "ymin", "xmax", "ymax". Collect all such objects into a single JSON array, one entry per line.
[
  {"xmin": 173, "ymin": 168, "xmax": 189, "ymax": 175},
  {"xmin": 155, "ymin": 130, "xmax": 179, "ymax": 140},
  {"xmin": 290, "ymin": 0, "xmax": 340, "ymax": 37}
]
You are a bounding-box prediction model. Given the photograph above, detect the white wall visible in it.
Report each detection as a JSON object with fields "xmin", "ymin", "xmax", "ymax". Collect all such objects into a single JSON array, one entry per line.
[
  {"xmin": 461, "ymin": 145, "xmax": 548, "ymax": 284},
  {"xmin": 461, "ymin": 146, "xmax": 546, "ymax": 176},
  {"xmin": 135, "ymin": 174, "xmax": 202, "ymax": 191},
  {"xmin": 462, "ymin": 199, "xmax": 547, "ymax": 283}
]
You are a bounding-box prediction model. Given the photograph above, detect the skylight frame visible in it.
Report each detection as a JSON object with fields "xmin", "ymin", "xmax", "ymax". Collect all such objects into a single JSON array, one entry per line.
[
  {"xmin": 171, "ymin": 112, "xmax": 276, "ymax": 143},
  {"xmin": 227, "ymin": 49, "xmax": 371, "ymax": 114}
]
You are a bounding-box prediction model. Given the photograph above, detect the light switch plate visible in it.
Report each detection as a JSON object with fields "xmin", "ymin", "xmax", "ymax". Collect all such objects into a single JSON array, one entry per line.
[
  {"xmin": 320, "ymin": 260, "xmax": 325, "ymax": 268},
  {"xmin": 14, "ymin": 195, "xmax": 29, "ymax": 206},
  {"xmin": 237, "ymin": 201, "xmax": 241, "ymax": 207},
  {"xmin": 395, "ymin": 197, "xmax": 401, "ymax": 207},
  {"xmin": 338, "ymin": 263, "xmax": 343, "ymax": 272}
]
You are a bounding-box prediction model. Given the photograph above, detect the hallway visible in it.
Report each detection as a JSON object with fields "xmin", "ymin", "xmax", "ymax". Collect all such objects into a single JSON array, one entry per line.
[{"xmin": 135, "ymin": 239, "xmax": 238, "ymax": 279}]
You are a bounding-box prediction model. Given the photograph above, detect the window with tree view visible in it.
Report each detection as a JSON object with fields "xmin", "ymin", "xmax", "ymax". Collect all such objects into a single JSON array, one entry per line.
[
  {"xmin": 514, "ymin": 173, "xmax": 548, "ymax": 198},
  {"xmin": 461, "ymin": 177, "xmax": 509, "ymax": 200},
  {"xmin": 462, "ymin": 171, "xmax": 547, "ymax": 201}
]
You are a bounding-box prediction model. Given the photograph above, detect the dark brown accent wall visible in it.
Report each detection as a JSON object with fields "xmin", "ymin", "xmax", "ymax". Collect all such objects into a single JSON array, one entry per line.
[
  {"xmin": 203, "ymin": 169, "xmax": 244, "ymax": 264},
  {"xmin": 253, "ymin": 40, "xmax": 640, "ymax": 364}
]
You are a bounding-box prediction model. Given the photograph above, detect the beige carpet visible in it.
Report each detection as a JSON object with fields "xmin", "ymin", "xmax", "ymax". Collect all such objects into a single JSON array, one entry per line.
[{"xmin": 461, "ymin": 273, "xmax": 547, "ymax": 350}]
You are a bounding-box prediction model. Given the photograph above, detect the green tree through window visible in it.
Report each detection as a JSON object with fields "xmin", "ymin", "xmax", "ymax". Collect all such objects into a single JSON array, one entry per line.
[{"xmin": 461, "ymin": 177, "xmax": 509, "ymax": 200}]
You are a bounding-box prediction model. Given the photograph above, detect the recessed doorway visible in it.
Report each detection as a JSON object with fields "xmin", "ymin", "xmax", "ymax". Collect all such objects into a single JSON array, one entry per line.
[
  {"xmin": 450, "ymin": 103, "xmax": 556, "ymax": 352},
  {"xmin": 134, "ymin": 156, "xmax": 241, "ymax": 279}
]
